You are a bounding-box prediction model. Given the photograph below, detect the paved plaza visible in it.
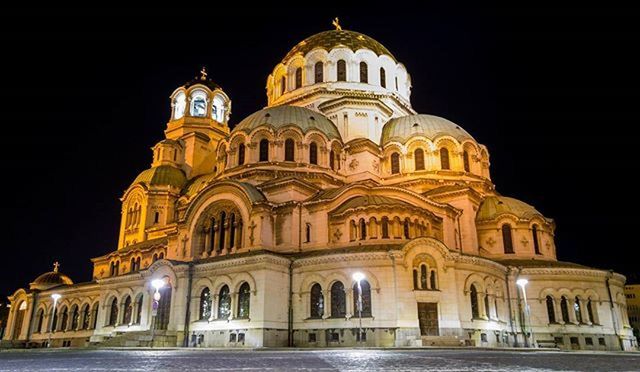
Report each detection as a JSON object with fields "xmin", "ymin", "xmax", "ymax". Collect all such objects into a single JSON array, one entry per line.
[{"xmin": 1, "ymin": 348, "xmax": 639, "ymax": 371}]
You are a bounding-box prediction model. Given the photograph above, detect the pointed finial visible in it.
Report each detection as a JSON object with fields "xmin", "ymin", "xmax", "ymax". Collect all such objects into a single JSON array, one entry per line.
[
  {"xmin": 200, "ymin": 66, "xmax": 208, "ymax": 80},
  {"xmin": 332, "ymin": 17, "xmax": 342, "ymax": 31},
  {"xmin": 53, "ymin": 261, "xmax": 60, "ymax": 273}
]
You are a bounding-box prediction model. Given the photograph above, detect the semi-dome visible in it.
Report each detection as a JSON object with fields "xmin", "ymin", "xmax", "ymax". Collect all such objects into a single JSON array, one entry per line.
[
  {"xmin": 381, "ymin": 114, "xmax": 475, "ymax": 145},
  {"xmin": 282, "ymin": 29, "xmax": 395, "ymax": 64},
  {"xmin": 476, "ymin": 195, "xmax": 543, "ymax": 221},
  {"xmin": 29, "ymin": 263, "xmax": 73, "ymax": 291},
  {"xmin": 232, "ymin": 105, "xmax": 342, "ymax": 141},
  {"xmin": 131, "ymin": 165, "xmax": 187, "ymax": 189}
]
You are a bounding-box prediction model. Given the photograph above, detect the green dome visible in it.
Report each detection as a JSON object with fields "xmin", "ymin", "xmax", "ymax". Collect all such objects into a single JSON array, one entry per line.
[
  {"xmin": 381, "ymin": 114, "xmax": 475, "ymax": 145},
  {"xmin": 282, "ymin": 29, "xmax": 395, "ymax": 64},
  {"xmin": 131, "ymin": 165, "xmax": 187, "ymax": 189},
  {"xmin": 476, "ymin": 196, "xmax": 543, "ymax": 221},
  {"xmin": 233, "ymin": 105, "xmax": 342, "ymax": 141}
]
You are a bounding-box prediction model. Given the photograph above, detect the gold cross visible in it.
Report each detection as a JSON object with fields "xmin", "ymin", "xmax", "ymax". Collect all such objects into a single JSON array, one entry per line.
[
  {"xmin": 200, "ymin": 66, "xmax": 208, "ymax": 80},
  {"xmin": 53, "ymin": 261, "xmax": 60, "ymax": 272},
  {"xmin": 332, "ymin": 17, "xmax": 342, "ymax": 31}
]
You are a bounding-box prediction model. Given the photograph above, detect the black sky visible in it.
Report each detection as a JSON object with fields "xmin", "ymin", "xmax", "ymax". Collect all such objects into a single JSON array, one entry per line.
[{"xmin": 1, "ymin": 5, "xmax": 639, "ymax": 298}]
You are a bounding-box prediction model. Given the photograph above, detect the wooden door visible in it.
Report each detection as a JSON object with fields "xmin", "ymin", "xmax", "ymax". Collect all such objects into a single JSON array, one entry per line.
[{"xmin": 417, "ymin": 302, "xmax": 439, "ymax": 336}]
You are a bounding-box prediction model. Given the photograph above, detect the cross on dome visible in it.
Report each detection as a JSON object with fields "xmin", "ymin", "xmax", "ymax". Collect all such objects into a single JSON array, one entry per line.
[
  {"xmin": 332, "ymin": 17, "xmax": 342, "ymax": 31},
  {"xmin": 200, "ymin": 66, "xmax": 208, "ymax": 80},
  {"xmin": 53, "ymin": 261, "xmax": 60, "ymax": 273}
]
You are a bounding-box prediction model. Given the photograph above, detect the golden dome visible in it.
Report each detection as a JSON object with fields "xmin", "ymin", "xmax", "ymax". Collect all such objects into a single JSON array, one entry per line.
[
  {"xmin": 381, "ymin": 114, "xmax": 475, "ymax": 145},
  {"xmin": 476, "ymin": 196, "xmax": 544, "ymax": 221},
  {"xmin": 30, "ymin": 262, "xmax": 73, "ymax": 291}
]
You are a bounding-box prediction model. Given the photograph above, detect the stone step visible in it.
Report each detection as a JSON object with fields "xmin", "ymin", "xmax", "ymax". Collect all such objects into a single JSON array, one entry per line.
[{"xmin": 421, "ymin": 335, "xmax": 466, "ymax": 347}]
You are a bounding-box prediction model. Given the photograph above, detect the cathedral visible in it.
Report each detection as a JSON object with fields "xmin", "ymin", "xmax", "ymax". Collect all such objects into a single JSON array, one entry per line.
[{"xmin": 3, "ymin": 22, "xmax": 637, "ymax": 350}]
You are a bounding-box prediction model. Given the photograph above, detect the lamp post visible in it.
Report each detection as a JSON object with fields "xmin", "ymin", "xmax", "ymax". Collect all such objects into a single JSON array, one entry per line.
[
  {"xmin": 352, "ymin": 272, "xmax": 365, "ymax": 346},
  {"xmin": 48, "ymin": 293, "xmax": 61, "ymax": 348},
  {"xmin": 516, "ymin": 278, "xmax": 532, "ymax": 348},
  {"xmin": 150, "ymin": 279, "xmax": 165, "ymax": 348}
]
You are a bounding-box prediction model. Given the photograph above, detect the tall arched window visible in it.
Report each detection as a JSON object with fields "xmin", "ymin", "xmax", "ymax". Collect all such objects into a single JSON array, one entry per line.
[
  {"xmin": 330, "ymin": 281, "xmax": 346, "ymax": 318},
  {"xmin": 379, "ymin": 67, "xmax": 386, "ymax": 88},
  {"xmin": 353, "ymin": 280, "xmax": 372, "ymax": 317},
  {"xmin": 200, "ymin": 288, "xmax": 211, "ymax": 320},
  {"xmin": 218, "ymin": 211, "xmax": 226, "ymax": 251},
  {"xmin": 430, "ymin": 271, "xmax": 437, "ymax": 290},
  {"xmin": 108, "ymin": 298, "xmax": 118, "ymax": 326},
  {"xmin": 359, "ymin": 62, "xmax": 368, "ymax": 83},
  {"xmin": 309, "ymin": 142, "xmax": 318, "ymax": 165},
  {"xmin": 470, "ymin": 284, "xmax": 479, "ymax": 319},
  {"xmin": 413, "ymin": 270, "xmax": 419, "ymax": 290},
  {"xmin": 391, "ymin": 152, "xmax": 400, "ymax": 174},
  {"xmin": 81, "ymin": 304, "xmax": 90, "ymax": 330},
  {"xmin": 190, "ymin": 91, "xmax": 207, "ymax": 117},
  {"xmin": 310, "ymin": 283, "xmax": 324, "ymax": 318},
  {"xmin": 420, "ymin": 265, "xmax": 428, "ymax": 289},
  {"xmin": 123, "ymin": 296, "xmax": 132, "ymax": 325},
  {"xmin": 502, "ymin": 224, "xmax": 514, "ymax": 254},
  {"xmin": 71, "ymin": 305, "xmax": 79, "ymax": 330},
  {"xmin": 484, "ymin": 294, "xmax": 491, "ymax": 318},
  {"xmin": 587, "ymin": 299, "xmax": 596, "ymax": 324},
  {"xmin": 295, "ymin": 67, "xmax": 302, "ymax": 89},
  {"xmin": 329, "ymin": 149, "xmax": 335, "ymax": 170},
  {"xmin": 229, "ymin": 213, "xmax": 236, "ymax": 249},
  {"xmin": 135, "ymin": 296, "xmax": 143, "ymax": 324},
  {"xmin": 381, "ymin": 217, "xmax": 389, "ymax": 238},
  {"xmin": 217, "ymin": 285, "xmax": 231, "ymax": 319},
  {"xmin": 546, "ymin": 296, "xmax": 556, "ymax": 323},
  {"xmin": 574, "ymin": 297, "xmax": 583, "ymax": 323},
  {"xmin": 237, "ymin": 282, "xmax": 251, "ymax": 319},
  {"xmin": 440, "ymin": 148, "xmax": 450, "ymax": 170},
  {"xmin": 130, "ymin": 258, "xmax": 136, "ymax": 272},
  {"xmin": 463, "ymin": 150, "xmax": 470, "ymax": 172},
  {"xmin": 337, "ymin": 60, "xmax": 346, "ymax": 81},
  {"xmin": 403, "ymin": 218, "xmax": 411, "ymax": 239},
  {"xmin": 259, "ymin": 139, "xmax": 269, "ymax": 162},
  {"xmin": 561, "ymin": 296, "xmax": 570, "ymax": 323},
  {"xmin": 90, "ymin": 302, "xmax": 99, "ymax": 329},
  {"xmin": 238, "ymin": 143, "xmax": 245, "ymax": 165},
  {"xmin": 532, "ymin": 225, "xmax": 541, "ymax": 254},
  {"xmin": 36, "ymin": 309, "xmax": 44, "ymax": 333},
  {"xmin": 285, "ymin": 138, "xmax": 295, "ymax": 161},
  {"xmin": 305, "ymin": 223, "xmax": 311, "ymax": 243},
  {"xmin": 60, "ymin": 306, "xmax": 68, "ymax": 331},
  {"xmin": 280, "ymin": 76, "xmax": 286, "ymax": 95},
  {"xmin": 314, "ymin": 61, "xmax": 323, "ymax": 83},
  {"xmin": 359, "ymin": 218, "xmax": 367, "ymax": 240},
  {"xmin": 414, "ymin": 148, "xmax": 425, "ymax": 170},
  {"xmin": 173, "ymin": 92, "xmax": 186, "ymax": 119}
]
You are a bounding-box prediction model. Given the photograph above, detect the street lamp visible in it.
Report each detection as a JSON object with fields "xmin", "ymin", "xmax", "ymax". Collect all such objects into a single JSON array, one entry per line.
[
  {"xmin": 352, "ymin": 272, "xmax": 365, "ymax": 346},
  {"xmin": 516, "ymin": 278, "xmax": 533, "ymax": 348},
  {"xmin": 48, "ymin": 293, "xmax": 61, "ymax": 348},
  {"xmin": 150, "ymin": 279, "xmax": 165, "ymax": 347}
]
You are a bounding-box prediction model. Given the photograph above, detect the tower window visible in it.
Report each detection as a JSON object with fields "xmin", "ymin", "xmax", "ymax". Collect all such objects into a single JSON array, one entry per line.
[
  {"xmin": 532, "ymin": 225, "xmax": 541, "ymax": 254},
  {"xmin": 309, "ymin": 142, "xmax": 318, "ymax": 165},
  {"xmin": 440, "ymin": 148, "xmax": 450, "ymax": 170},
  {"xmin": 305, "ymin": 223, "xmax": 311, "ymax": 243},
  {"xmin": 360, "ymin": 62, "xmax": 368, "ymax": 83},
  {"xmin": 285, "ymin": 139, "xmax": 295, "ymax": 161},
  {"xmin": 391, "ymin": 152, "xmax": 400, "ymax": 174},
  {"xmin": 502, "ymin": 224, "xmax": 514, "ymax": 254},
  {"xmin": 238, "ymin": 143, "xmax": 246, "ymax": 165},
  {"xmin": 546, "ymin": 296, "xmax": 556, "ymax": 323},
  {"xmin": 337, "ymin": 60, "xmax": 346, "ymax": 81},
  {"xmin": 190, "ymin": 91, "xmax": 207, "ymax": 117},
  {"xmin": 314, "ymin": 61, "xmax": 323, "ymax": 83},
  {"xmin": 379, "ymin": 67, "xmax": 386, "ymax": 88},
  {"xmin": 295, "ymin": 67, "xmax": 302, "ymax": 89},
  {"xmin": 154, "ymin": 212, "xmax": 159, "ymax": 224},
  {"xmin": 173, "ymin": 92, "xmax": 186, "ymax": 119},
  {"xmin": 359, "ymin": 218, "xmax": 367, "ymax": 240},
  {"xmin": 470, "ymin": 284, "xmax": 479, "ymax": 319},
  {"xmin": 259, "ymin": 139, "xmax": 269, "ymax": 162},
  {"xmin": 463, "ymin": 150, "xmax": 470, "ymax": 172},
  {"xmin": 414, "ymin": 148, "xmax": 425, "ymax": 171}
]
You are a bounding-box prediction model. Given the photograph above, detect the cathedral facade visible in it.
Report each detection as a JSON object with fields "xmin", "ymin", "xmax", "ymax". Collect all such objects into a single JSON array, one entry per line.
[{"xmin": 3, "ymin": 25, "xmax": 637, "ymax": 350}]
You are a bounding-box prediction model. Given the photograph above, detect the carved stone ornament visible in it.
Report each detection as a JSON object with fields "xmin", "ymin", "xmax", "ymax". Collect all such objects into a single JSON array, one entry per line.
[
  {"xmin": 349, "ymin": 158, "xmax": 359, "ymax": 171},
  {"xmin": 486, "ymin": 237, "xmax": 496, "ymax": 247}
]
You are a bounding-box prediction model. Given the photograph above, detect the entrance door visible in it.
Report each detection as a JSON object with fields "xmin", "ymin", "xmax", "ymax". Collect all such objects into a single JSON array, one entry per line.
[
  {"xmin": 154, "ymin": 286, "xmax": 172, "ymax": 331},
  {"xmin": 417, "ymin": 302, "xmax": 439, "ymax": 336}
]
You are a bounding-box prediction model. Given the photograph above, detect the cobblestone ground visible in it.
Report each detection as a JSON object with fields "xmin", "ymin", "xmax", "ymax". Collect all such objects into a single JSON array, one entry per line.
[{"xmin": 0, "ymin": 349, "xmax": 639, "ymax": 371}]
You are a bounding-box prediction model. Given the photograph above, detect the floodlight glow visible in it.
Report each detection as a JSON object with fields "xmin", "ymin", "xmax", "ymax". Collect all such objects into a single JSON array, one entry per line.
[
  {"xmin": 152, "ymin": 279, "xmax": 165, "ymax": 290},
  {"xmin": 353, "ymin": 272, "xmax": 365, "ymax": 282},
  {"xmin": 516, "ymin": 278, "xmax": 528, "ymax": 287}
]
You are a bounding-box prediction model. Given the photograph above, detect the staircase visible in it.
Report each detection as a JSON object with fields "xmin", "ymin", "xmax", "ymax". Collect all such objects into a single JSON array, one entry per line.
[
  {"xmin": 90, "ymin": 330, "xmax": 178, "ymax": 347},
  {"xmin": 421, "ymin": 335, "xmax": 465, "ymax": 347}
]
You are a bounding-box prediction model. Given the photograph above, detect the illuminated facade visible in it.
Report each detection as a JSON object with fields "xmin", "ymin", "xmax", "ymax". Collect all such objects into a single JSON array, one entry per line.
[{"xmin": 3, "ymin": 23, "xmax": 638, "ymax": 350}]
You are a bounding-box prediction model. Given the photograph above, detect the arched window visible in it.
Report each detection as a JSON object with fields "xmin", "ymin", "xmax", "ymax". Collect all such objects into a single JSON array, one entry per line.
[
  {"xmin": 381, "ymin": 217, "xmax": 389, "ymax": 238},
  {"xmin": 200, "ymin": 288, "xmax": 211, "ymax": 320},
  {"xmin": 440, "ymin": 148, "xmax": 450, "ymax": 170},
  {"xmin": 359, "ymin": 218, "xmax": 367, "ymax": 240},
  {"xmin": 309, "ymin": 142, "xmax": 318, "ymax": 165},
  {"xmin": 305, "ymin": 223, "xmax": 311, "ymax": 243},
  {"xmin": 173, "ymin": 92, "xmax": 186, "ymax": 119},
  {"xmin": 587, "ymin": 299, "xmax": 596, "ymax": 324},
  {"xmin": 314, "ymin": 61, "xmax": 323, "ymax": 83},
  {"xmin": 154, "ymin": 212, "xmax": 159, "ymax": 224},
  {"xmin": 420, "ymin": 265, "xmax": 428, "ymax": 289},
  {"xmin": 502, "ymin": 224, "xmax": 514, "ymax": 254},
  {"xmin": 574, "ymin": 297, "xmax": 583, "ymax": 323},
  {"xmin": 229, "ymin": 213, "xmax": 236, "ymax": 249},
  {"xmin": 280, "ymin": 76, "xmax": 286, "ymax": 95},
  {"xmin": 90, "ymin": 302, "xmax": 99, "ymax": 329},
  {"xmin": 136, "ymin": 257, "xmax": 141, "ymax": 271},
  {"xmin": 190, "ymin": 91, "xmax": 207, "ymax": 117},
  {"xmin": 237, "ymin": 282, "xmax": 251, "ymax": 319},
  {"xmin": 158, "ymin": 252, "xmax": 164, "ymax": 259},
  {"xmin": 217, "ymin": 285, "xmax": 231, "ymax": 319},
  {"xmin": 218, "ymin": 211, "xmax": 226, "ymax": 251},
  {"xmin": 353, "ymin": 280, "xmax": 372, "ymax": 317},
  {"xmin": 295, "ymin": 67, "xmax": 302, "ymax": 89},
  {"xmin": 403, "ymin": 218, "xmax": 410, "ymax": 239},
  {"xmin": 484, "ymin": 294, "xmax": 491, "ymax": 318},
  {"xmin": 337, "ymin": 60, "xmax": 346, "ymax": 81},
  {"xmin": 81, "ymin": 304, "xmax": 90, "ymax": 330},
  {"xmin": 391, "ymin": 152, "xmax": 400, "ymax": 174},
  {"xmin": 130, "ymin": 258, "xmax": 136, "ymax": 272},
  {"xmin": 532, "ymin": 225, "xmax": 541, "ymax": 255},
  {"xmin": 135, "ymin": 296, "xmax": 143, "ymax": 324},
  {"xmin": 379, "ymin": 67, "xmax": 386, "ymax": 88},
  {"xmin": 546, "ymin": 296, "xmax": 556, "ymax": 323},
  {"xmin": 123, "ymin": 296, "xmax": 132, "ymax": 325},
  {"xmin": 60, "ymin": 306, "xmax": 68, "ymax": 331},
  {"xmin": 108, "ymin": 298, "xmax": 118, "ymax": 326},
  {"xmin": 71, "ymin": 305, "xmax": 79, "ymax": 330},
  {"xmin": 36, "ymin": 309, "xmax": 44, "ymax": 333},
  {"xmin": 430, "ymin": 271, "xmax": 437, "ymax": 290},
  {"xmin": 329, "ymin": 149, "xmax": 335, "ymax": 170},
  {"xmin": 470, "ymin": 285, "xmax": 480, "ymax": 319},
  {"xmin": 463, "ymin": 150, "xmax": 470, "ymax": 172},
  {"xmin": 330, "ymin": 281, "xmax": 346, "ymax": 318},
  {"xmin": 413, "ymin": 270, "xmax": 419, "ymax": 290},
  {"xmin": 310, "ymin": 283, "xmax": 324, "ymax": 318},
  {"xmin": 561, "ymin": 296, "xmax": 570, "ymax": 323},
  {"xmin": 285, "ymin": 138, "xmax": 295, "ymax": 161},
  {"xmin": 238, "ymin": 143, "xmax": 246, "ymax": 165},
  {"xmin": 152, "ymin": 254, "xmax": 158, "ymax": 263},
  {"xmin": 359, "ymin": 62, "xmax": 368, "ymax": 83},
  {"xmin": 414, "ymin": 148, "xmax": 425, "ymax": 170},
  {"xmin": 259, "ymin": 139, "xmax": 269, "ymax": 162}
]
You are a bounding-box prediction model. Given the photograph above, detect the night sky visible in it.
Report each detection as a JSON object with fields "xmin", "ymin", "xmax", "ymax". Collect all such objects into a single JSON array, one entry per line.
[{"xmin": 1, "ymin": 6, "xmax": 639, "ymax": 299}]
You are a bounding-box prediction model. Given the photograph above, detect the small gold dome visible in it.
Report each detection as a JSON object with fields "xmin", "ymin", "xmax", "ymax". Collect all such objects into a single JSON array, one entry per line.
[{"xmin": 30, "ymin": 262, "xmax": 74, "ymax": 291}]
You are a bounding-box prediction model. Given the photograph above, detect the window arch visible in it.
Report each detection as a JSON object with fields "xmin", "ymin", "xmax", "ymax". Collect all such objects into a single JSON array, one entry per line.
[
  {"xmin": 173, "ymin": 92, "xmax": 186, "ymax": 119},
  {"xmin": 391, "ymin": 152, "xmax": 400, "ymax": 174},
  {"xmin": 200, "ymin": 288, "xmax": 211, "ymax": 320},
  {"xmin": 295, "ymin": 67, "xmax": 302, "ymax": 89},
  {"xmin": 560, "ymin": 296, "xmax": 570, "ymax": 323},
  {"xmin": 190, "ymin": 91, "xmax": 207, "ymax": 117},
  {"xmin": 123, "ymin": 296, "xmax": 133, "ymax": 325},
  {"xmin": 420, "ymin": 265, "xmax": 428, "ymax": 289},
  {"xmin": 238, "ymin": 143, "xmax": 246, "ymax": 165},
  {"xmin": 463, "ymin": 150, "xmax": 470, "ymax": 172},
  {"xmin": 379, "ymin": 67, "xmax": 386, "ymax": 88},
  {"xmin": 229, "ymin": 213, "xmax": 236, "ymax": 249},
  {"xmin": 532, "ymin": 224, "xmax": 541, "ymax": 255},
  {"xmin": 80, "ymin": 304, "xmax": 90, "ymax": 330},
  {"xmin": 309, "ymin": 142, "xmax": 318, "ymax": 165},
  {"xmin": 90, "ymin": 302, "xmax": 99, "ymax": 329},
  {"xmin": 337, "ymin": 59, "xmax": 346, "ymax": 81},
  {"xmin": 310, "ymin": 283, "xmax": 324, "ymax": 318},
  {"xmin": 439, "ymin": 148, "xmax": 450, "ymax": 170},
  {"xmin": 330, "ymin": 281, "xmax": 346, "ymax": 318},
  {"xmin": 135, "ymin": 295, "xmax": 143, "ymax": 324},
  {"xmin": 587, "ymin": 298, "xmax": 596, "ymax": 324},
  {"xmin": 314, "ymin": 61, "xmax": 323, "ymax": 83},
  {"xmin": 108, "ymin": 298, "xmax": 118, "ymax": 326},
  {"xmin": 470, "ymin": 284, "xmax": 480, "ymax": 319},
  {"xmin": 60, "ymin": 306, "xmax": 69, "ymax": 331},
  {"xmin": 237, "ymin": 282, "xmax": 251, "ymax": 319},
  {"xmin": 36, "ymin": 309, "xmax": 45, "ymax": 333},
  {"xmin": 502, "ymin": 224, "xmax": 514, "ymax": 254},
  {"xmin": 353, "ymin": 280, "xmax": 372, "ymax": 317},
  {"xmin": 217, "ymin": 285, "xmax": 231, "ymax": 319},
  {"xmin": 218, "ymin": 211, "xmax": 226, "ymax": 251},
  {"xmin": 414, "ymin": 148, "xmax": 425, "ymax": 170},
  {"xmin": 259, "ymin": 139, "xmax": 269, "ymax": 162},
  {"xmin": 381, "ymin": 217, "xmax": 389, "ymax": 238},
  {"xmin": 359, "ymin": 218, "xmax": 367, "ymax": 240},
  {"xmin": 285, "ymin": 138, "xmax": 295, "ymax": 161},
  {"xmin": 70, "ymin": 305, "xmax": 79, "ymax": 330},
  {"xmin": 546, "ymin": 296, "xmax": 556, "ymax": 323},
  {"xmin": 574, "ymin": 297, "xmax": 583, "ymax": 323},
  {"xmin": 359, "ymin": 62, "xmax": 368, "ymax": 83}
]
